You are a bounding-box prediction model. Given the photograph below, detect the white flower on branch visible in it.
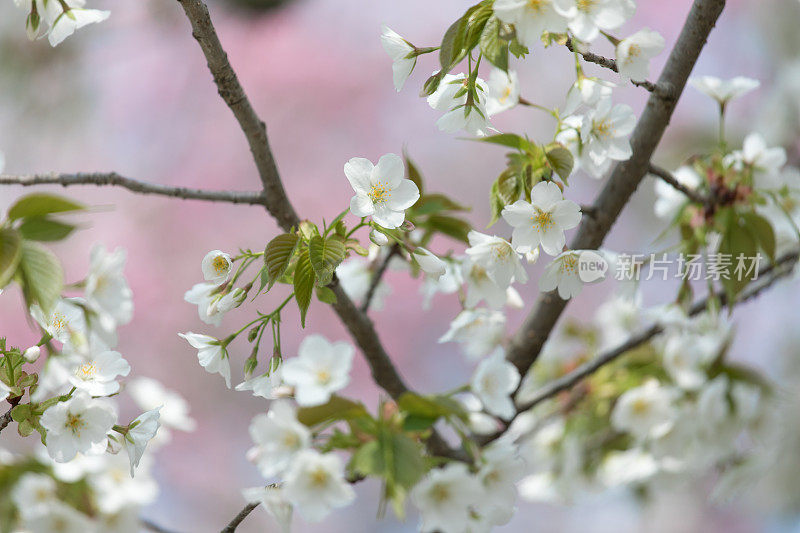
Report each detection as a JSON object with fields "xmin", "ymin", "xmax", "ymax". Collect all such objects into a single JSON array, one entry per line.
[
  {"xmin": 282, "ymin": 450, "xmax": 356, "ymax": 523},
  {"xmin": 337, "ymin": 257, "xmax": 392, "ymax": 310},
  {"xmin": 88, "ymin": 453, "xmax": 158, "ymax": 513},
  {"xmin": 281, "ymin": 335, "xmax": 354, "ymax": 406},
  {"xmin": 598, "ymin": 448, "xmax": 659, "ymax": 487},
  {"xmin": 654, "ymin": 165, "xmax": 702, "ymax": 220},
  {"xmin": 201, "ymin": 249, "xmax": 232, "ymax": 285},
  {"xmin": 615, "ymin": 28, "xmax": 665, "ymax": 82},
  {"xmin": 580, "ymin": 97, "xmax": 636, "ymax": 173},
  {"xmin": 475, "ymin": 443, "xmax": 525, "ymax": 526},
  {"xmin": 40, "ymin": 392, "xmax": 117, "ymax": 463},
  {"xmin": 128, "ymin": 377, "xmax": 196, "ymax": 435},
  {"xmin": 345, "ymin": 153, "xmax": 420, "ymax": 229},
  {"xmin": 553, "ymin": 0, "xmax": 635, "ymax": 43},
  {"xmin": 236, "ymin": 367, "xmax": 285, "ymax": 400},
  {"xmin": 31, "ymin": 298, "xmax": 89, "ymax": 349},
  {"xmin": 486, "ymin": 68, "xmax": 520, "ymax": 117},
  {"xmin": 380, "ymin": 25, "xmax": 416, "ymax": 92},
  {"xmin": 411, "ymin": 462, "xmax": 482, "ymax": 533},
  {"xmin": 20, "ymin": 501, "xmax": 95, "ymax": 533},
  {"xmin": 85, "ymin": 245, "xmax": 134, "ymax": 331},
  {"xmin": 16, "ymin": 0, "xmax": 110, "ymax": 47},
  {"xmin": 242, "ymin": 485, "xmax": 293, "ymax": 533},
  {"xmin": 502, "ymin": 181, "xmax": 582, "ymax": 256},
  {"xmin": 724, "ymin": 132, "xmax": 787, "ymax": 189},
  {"xmin": 563, "ymin": 76, "xmax": 614, "ymax": 116},
  {"xmin": 539, "ymin": 250, "xmax": 585, "ymax": 299},
  {"xmin": 413, "ymin": 247, "xmax": 447, "ymax": 280},
  {"xmin": 439, "ymin": 309, "xmax": 506, "ymax": 360},
  {"xmin": 420, "ymin": 260, "xmax": 462, "ymax": 309},
  {"xmin": 68, "ymin": 350, "xmax": 131, "ymax": 396},
  {"xmin": 461, "ymin": 257, "xmax": 509, "ymax": 309},
  {"xmin": 427, "ymin": 73, "xmax": 491, "ymax": 136},
  {"xmin": 689, "ymin": 75, "xmax": 760, "ymax": 106},
  {"xmin": 178, "ymin": 332, "xmax": 231, "ymax": 388},
  {"xmin": 611, "ymin": 379, "xmax": 677, "ymax": 441},
  {"xmin": 466, "ymin": 231, "xmax": 528, "ymax": 289},
  {"xmin": 11, "ymin": 473, "xmax": 58, "ymax": 519},
  {"xmin": 493, "ymin": 0, "xmax": 568, "ymax": 49},
  {"xmin": 123, "ymin": 407, "xmax": 161, "ymax": 477},
  {"xmin": 471, "ymin": 349, "xmax": 521, "ymax": 420},
  {"xmin": 248, "ymin": 400, "xmax": 311, "ymax": 478}
]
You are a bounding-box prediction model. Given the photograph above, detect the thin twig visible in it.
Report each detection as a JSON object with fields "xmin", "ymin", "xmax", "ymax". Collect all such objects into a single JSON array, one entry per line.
[
  {"xmin": 565, "ymin": 38, "xmax": 663, "ymax": 95},
  {"xmin": 506, "ymin": 0, "xmax": 727, "ymax": 376},
  {"xmin": 220, "ymin": 502, "xmax": 259, "ymax": 533},
  {"xmin": 0, "ymin": 408, "xmax": 12, "ymax": 435},
  {"xmin": 360, "ymin": 244, "xmax": 401, "ymax": 313},
  {"xmin": 141, "ymin": 517, "xmax": 181, "ymax": 533},
  {"xmin": 648, "ymin": 164, "xmax": 708, "ymax": 205},
  {"xmin": 0, "ymin": 173, "xmax": 267, "ymax": 205}
]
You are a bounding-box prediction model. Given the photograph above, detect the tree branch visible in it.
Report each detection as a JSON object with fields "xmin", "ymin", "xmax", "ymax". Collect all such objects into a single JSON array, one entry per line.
[
  {"xmin": 0, "ymin": 408, "xmax": 12, "ymax": 435},
  {"xmin": 648, "ymin": 164, "xmax": 708, "ymax": 205},
  {"xmin": 507, "ymin": 0, "xmax": 726, "ymax": 376},
  {"xmin": 360, "ymin": 244, "xmax": 401, "ymax": 313},
  {"xmin": 141, "ymin": 517, "xmax": 180, "ymax": 533},
  {"xmin": 512, "ymin": 248, "xmax": 799, "ymax": 416},
  {"xmin": 220, "ymin": 502, "xmax": 259, "ymax": 533},
  {"xmin": 0, "ymin": 173, "xmax": 266, "ymax": 205},
  {"xmin": 565, "ymin": 38, "xmax": 662, "ymax": 94}
]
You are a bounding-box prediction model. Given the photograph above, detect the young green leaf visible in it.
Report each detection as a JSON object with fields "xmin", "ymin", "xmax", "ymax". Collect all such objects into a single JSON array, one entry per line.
[
  {"xmin": 308, "ymin": 235, "xmax": 346, "ymax": 286},
  {"xmin": 264, "ymin": 233, "xmax": 299, "ymax": 290},
  {"xmin": 7, "ymin": 193, "xmax": 85, "ymax": 221},
  {"xmin": 296, "ymin": 395, "xmax": 367, "ymax": 427},
  {"xmin": 18, "ymin": 240, "xmax": 64, "ymax": 313},
  {"xmin": 479, "ymin": 16, "xmax": 509, "ymax": 71},
  {"xmin": 293, "ymin": 246, "xmax": 315, "ymax": 327},
  {"xmin": 18, "ymin": 217, "xmax": 76, "ymax": 242},
  {"xmin": 316, "ymin": 285, "xmax": 338, "ymax": 305},
  {"xmin": 545, "ymin": 144, "xmax": 574, "ymax": 183},
  {"xmin": 0, "ymin": 229, "xmax": 22, "ymax": 289}
]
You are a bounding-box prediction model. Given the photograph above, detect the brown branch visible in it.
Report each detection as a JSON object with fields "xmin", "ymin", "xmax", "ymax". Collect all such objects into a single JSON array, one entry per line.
[
  {"xmin": 506, "ymin": 0, "xmax": 726, "ymax": 376},
  {"xmin": 648, "ymin": 164, "xmax": 708, "ymax": 205},
  {"xmin": 513, "ymin": 248, "xmax": 799, "ymax": 416},
  {"xmin": 175, "ymin": 0, "xmax": 462, "ymax": 461},
  {"xmin": 0, "ymin": 173, "xmax": 267, "ymax": 205},
  {"xmin": 141, "ymin": 518, "xmax": 181, "ymax": 533},
  {"xmin": 565, "ymin": 38, "xmax": 662, "ymax": 94},
  {"xmin": 0, "ymin": 408, "xmax": 12, "ymax": 435},
  {"xmin": 220, "ymin": 502, "xmax": 259, "ymax": 533},
  {"xmin": 360, "ymin": 244, "xmax": 401, "ymax": 313}
]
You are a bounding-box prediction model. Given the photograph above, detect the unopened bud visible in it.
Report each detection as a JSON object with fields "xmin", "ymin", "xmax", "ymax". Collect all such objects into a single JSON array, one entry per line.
[
  {"xmin": 244, "ymin": 354, "xmax": 258, "ymax": 378},
  {"xmin": 370, "ymin": 229, "xmax": 389, "ymax": 246},
  {"xmin": 23, "ymin": 346, "xmax": 41, "ymax": 363}
]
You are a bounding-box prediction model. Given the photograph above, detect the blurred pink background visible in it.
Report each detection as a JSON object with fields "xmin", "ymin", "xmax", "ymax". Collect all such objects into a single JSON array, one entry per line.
[{"xmin": 1, "ymin": 0, "xmax": 800, "ymax": 531}]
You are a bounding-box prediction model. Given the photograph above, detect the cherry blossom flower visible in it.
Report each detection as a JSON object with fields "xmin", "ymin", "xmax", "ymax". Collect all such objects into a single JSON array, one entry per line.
[
  {"xmin": 31, "ymin": 298, "xmax": 89, "ymax": 348},
  {"xmin": 201, "ymin": 250, "xmax": 232, "ymax": 285},
  {"xmin": 724, "ymin": 132, "xmax": 787, "ymax": 188},
  {"xmin": 22, "ymin": 345, "xmax": 41, "ymax": 363},
  {"xmin": 689, "ymin": 75, "xmax": 760, "ymax": 106},
  {"xmin": 554, "ymin": 0, "xmax": 635, "ymax": 43},
  {"xmin": 68, "ymin": 350, "xmax": 131, "ymax": 396},
  {"xmin": 439, "ymin": 309, "xmax": 506, "ymax": 359},
  {"xmin": 598, "ymin": 448, "xmax": 659, "ymax": 487},
  {"xmin": 17, "ymin": 0, "xmax": 111, "ymax": 47},
  {"xmin": 40, "ymin": 392, "xmax": 117, "ymax": 462},
  {"xmin": 247, "ymin": 400, "xmax": 311, "ymax": 478},
  {"xmin": 502, "ymin": 181, "xmax": 581, "ymax": 256},
  {"xmin": 242, "ymin": 485, "xmax": 293, "ymax": 533},
  {"xmin": 184, "ymin": 282, "xmax": 229, "ymax": 326},
  {"xmin": 539, "ymin": 250, "xmax": 584, "ymax": 299},
  {"xmin": 580, "ymin": 97, "xmax": 636, "ymax": 173},
  {"xmin": 345, "ymin": 153, "xmax": 420, "ymax": 229},
  {"xmin": 380, "ymin": 25, "xmax": 416, "ymax": 91},
  {"xmin": 471, "ymin": 349, "xmax": 521, "ymax": 420},
  {"xmin": 563, "ymin": 76, "xmax": 614, "ymax": 116},
  {"xmin": 411, "ymin": 462, "xmax": 482, "ymax": 533},
  {"xmin": 611, "ymin": 380, "xmax": 677, "ymax": 440},
  {"xmin": 428, "ymin": 73, "xmax": 491, "ymax": 136},
  {"xmin": 465, "ymin": 231, "xmax": 528, "ymax": 289},
  {"xmin": 493, "ymin": 0, "xmax": 568, "ymax": 48},
  {"xmin": 281, "ymin": 335, "xmax": 354, "ymax": 406},
  {"xmin": 282, "ymin": 450, "xmax": 356, "ymax": 522},
  {"xmin": 461, "ymin": 257, "xmax": 508, "ymax": 309},
  {"xmin": 178, "ymin": 332, "xmax": 231, "ymax": 388},
  {"xmin": 486, "ymin": 68, "xmax": 520, "ymax": 116},
  {"xmin": 235, "ymin": 367, "xmax": 285, "ymax": 400},
  {"xmin": 128, "ymin": 377, "xmax": 196, "ymax": 435},
  {"xmin": 123, "ymin": 408, "xmax": 161, "ymax": 477},
  {"xmin": 337, "ymin": 257, "xmax": 392, "ymax": 310},
  {"xmin": 11, "ymin": 473, "xmax": 58, "ymax": 519},
  {"xmin": 420, "ymin": 260, "xmax": 462, "ymax": 309},
  {"xmin": 88, "ymin": 454, "xmax": 159, "ymax": 513},
  {"xmin": 85, "ymin": 245, "xmax": 133, "ymax": 330},
  {"xmin": 475, "ymin": 444, "xmax": 525, "ymax": 525},
  {"xmin": 615, "ymin": 28, "xmax": 665, "ymax": 82},
  {"xmin": 413, "ymin": 247, "xmax": 447, "ymax": 280},
  {"xmin": 654, "ymin": 166, "xmax": 702, "ymax": 220},
  {"xmin": 21, "ymin": 501, "xmax": 95, "ymax": 533}
]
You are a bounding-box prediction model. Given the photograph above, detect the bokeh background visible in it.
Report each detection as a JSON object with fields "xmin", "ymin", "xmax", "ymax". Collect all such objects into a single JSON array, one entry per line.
[{"xmin": 1, "ymin": 0, "xmax": 800, "ymax": 531}]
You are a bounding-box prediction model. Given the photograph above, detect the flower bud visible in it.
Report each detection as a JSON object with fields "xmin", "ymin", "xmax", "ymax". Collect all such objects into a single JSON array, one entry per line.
[
  {"xmin": 370, "ymin": 229, "xmax": 389, "ymax": 246},
  {"xmin": 413, "ymin": 248, "xmax": 446, "ymax": 280},
  {"xmin": 22, "ymin": 346, "xmax": 41, "ymax": 363}
]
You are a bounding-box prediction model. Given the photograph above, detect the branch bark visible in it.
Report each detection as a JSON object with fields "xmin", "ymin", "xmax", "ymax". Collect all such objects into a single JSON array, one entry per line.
[
  {"xmin": 648, "ymin": 164, "xmax": 708, "ymax": 205},
  {"xmin": 220, "ymin": 502, "xmax": 259, "ymax": 533},
  {"xmin": 565, "ymin": 38, "xmax": 660, "ymax": 94},
  {"xmin": 0, "ymin": 408, "xmax": 12, "ymax": 435},
  {"xmin": 0, "ymin": 173, "xmax": 266, "ymax": 205},
  {"xmin": 360, "ymin": 244, "xmax": 400, "ymax": 313},
  {"xmin": 507, "ymin": 0, "xmax": 726, "ymax": 376}
]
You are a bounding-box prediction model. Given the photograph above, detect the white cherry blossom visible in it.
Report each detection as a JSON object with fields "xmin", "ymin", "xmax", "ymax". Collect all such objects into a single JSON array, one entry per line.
[
  {"xmin": 471, "ymin": 349, "xmax": 521, "ymax": 420},
  {"xmin": 439, "ymin": 309, "xmax": 506, "ymax": 359},
  {"xmin": 381, "ymin": 25, "xmax": 416, "ymax": 91},
  {"xmin": 420, "ymin": 260, "xmax": 462, "ymax": 309},
  {"xmin": 345, "ymin": 153, "xmax": 420, "ymax": 229},
  {"xmin": 128, "ymin": 377, "xmax": 196, "ymax": 435},
  {"xmin": 184, "ymin": 282, "xmax": 226, "ymax": 326},
  {"xmin": 615, "ymin": 28, "xmax": 665, "ymax": 82},
  {"xmin": 85, "ymin": 245, "xmax": 133, "ymax": 330},
  {"xmin": 123, "ymin": 407, "xmax": 161, "ymax": 477},
  {"xmin": 201, "ymin": 249, "xmax": 232, "ymax": 285},
  {"xmin": 486, "ymin": 68, "xmax": 520, "ymax": 116},
  {"xmin": 598, "ymin": 448, "xmax": 659, "ymax": 487},
  {"xmin": 461, "ymin": 257, "xmax": 508, "ymax": 309},
  {"xmin": 554, "ymin": 0, "xmax": 635, "ymax": 43},
  {"xmin": 88, "ymin": 454, "xmax": 159, "ymax": 513},
  {"xmin": 248, "ymin": 400, "xmax": 311, "ymax": 478},
  {"xmin": 724, "ymin": 132, "xmax": 787, "ymax": 188},
  {"xmin": 281, "ymin": 335, "xmax": 354, "ymax": 406},
  {"xmin": 337, "ymin": 257, "xmax": 391, "ymax": 310},
  {"xmin": 40, "ymin": 392, "xmax": 116, "ymax": 462},
  {"xmin": 475, "ymin": 444, "xmax": 525, "ymax": 524},
  {"xmin": 0, "ymin": 380, "xmax": 10, "ymax": 402},
  {"xmin": 68, "ymin": 350, "xmax": 130, "ymax": 396},
  {"xmin": 428, "ymin": 73, "xmax": 491, "ymax": 136},
  {"xmin": 236, "ymin": 367, "xmax": 285, "ymax": 400},
  {"xmin": 539, "ymin": 250, "xmax": 584, "ymax": 299},
  {"xmin": 689, "ymin": 75, "xmax": 760, "ymax": 106},
  {"xmin": 654, "ymin": 166, "xmax": 703, "ymax": 220},
  {"xmin": 282, "ymin": 450, "xmax": 356, "ymax": 522},
  {"xmin": 242, "ymin": 485, "xmax": 293, "ymax": 533},
  {"xmin": 466, "ymin": 231, "xmax": 528, "ymax": 289},
  {"xmin": 563, "ymin": 76, "xmax": 614, "ymax": 116},
  {"xmin": 611, "ymin": 380, "xmax": 677, "ymax": 440},
  {"xmin": 11, "ymin": 473, "xmax": 58, "ymax": 519},
  {"xmin": 23, "ymin": 345, "xmax": 41, "ymax": 363},
  {"xmin": 178, "ymin": 332, "xmax": 231, "ymax": 388},
  {"xmin": 21, "ymin": 501, "xmax": 95, "ymax": 533},
  {"xmin": 580, "ymin": 97, "xmax": 636, "ymax": 174},
  {"xmin": 502, "ymin": 181, "xmax": 582, "ymax": 256},
  {"xmin": 493, "ymin": 0, "xmax": 568, "ymax": 48},
  {"xmin": 413, "ymin": 247, "xmax": 447, "ymax": 280},
  {"xmin": 411, "ymin": 462, "xmax": 482, "ymax": 533}
]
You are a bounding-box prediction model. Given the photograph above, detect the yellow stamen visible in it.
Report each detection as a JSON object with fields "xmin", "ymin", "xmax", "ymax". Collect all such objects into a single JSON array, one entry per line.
[
  {"xmin": 212, "ymin": 255, "xmax": 229, "ymax": 275},
  {"xmin": 310, "ymin": 468, "xmax": 329, "ymax": 488},
  {"xmin": 75, "ymin": 361, "xmax": 98, "ymax": 381},
  {"xmin": 531, "ymin": 208, "xmax": 554, "ymax": 232},
  {"xmin": 368, "ymin": 181, "xmax": 392, "ymax": 204}
]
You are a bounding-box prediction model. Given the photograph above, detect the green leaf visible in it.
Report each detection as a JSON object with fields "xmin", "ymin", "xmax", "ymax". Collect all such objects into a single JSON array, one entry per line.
[
  {"xmin": 18, "ymin": 241, "xmax": 63, "ymax": 313},
  {"xmin": 718, "ymin": 210, "xmax": 759, "ymax": 303},
  {"xmin": 293, "ymin": 246, "xmax": 315, "ymax": 327},
  {"xmin": 398, "ymin": 392, "xmax": 467, "ymax": 421},
  {"xmin": 264, "ymin": 233, "xmax": 299, "ymax": 290},
  {"xmin": 475, "ymin": 133, "xmax": 531, "ymax": 151},
  {"xmin": 403, "ymin": 150, "xmax": 424, "ymax": 196},
  {"xmin": 479, "ymin": 16, "xmax": 509, "ymax": 71},
  {"xmin": 424, "ymin": 215, "xmax": 472, "ymax": 243},
  {"xmin": 308, "ymin": 235, "xmax": 346, "ymax": 286},
  {"xmin": 0, "ymin": 229, "xmax": 22, "ymax": 288},
  {"xmin": 18, "ymin": 217, "xmax": 76, "ymax": 242},
  {"xmin": 742, "ymin": 211, "xmax": 776, "ymax": 262},
  {"xmin": 412, "ymin": 194, "xmax": 469, "ymax": 217},
  {"xmin": 296, "ymin": 395, "xmax": 367, "ymax": 427},
  {"xmin": 439, "ymin": 16, "xmax": 469, "ymax": 72},
  {"xmin": 489, "ymin": 168, "xmax": 522, "ymax": 226},
  {"xmin": 545, "ymin": 144, "xmax": 574, "ymax": 183},
  {"xmin": 7, "ymin": 193, "xmax": 85, "ymax": 221},
  {"xmin": 316, "ymin": 285, "xmax": 338, "ymax": 305}
]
